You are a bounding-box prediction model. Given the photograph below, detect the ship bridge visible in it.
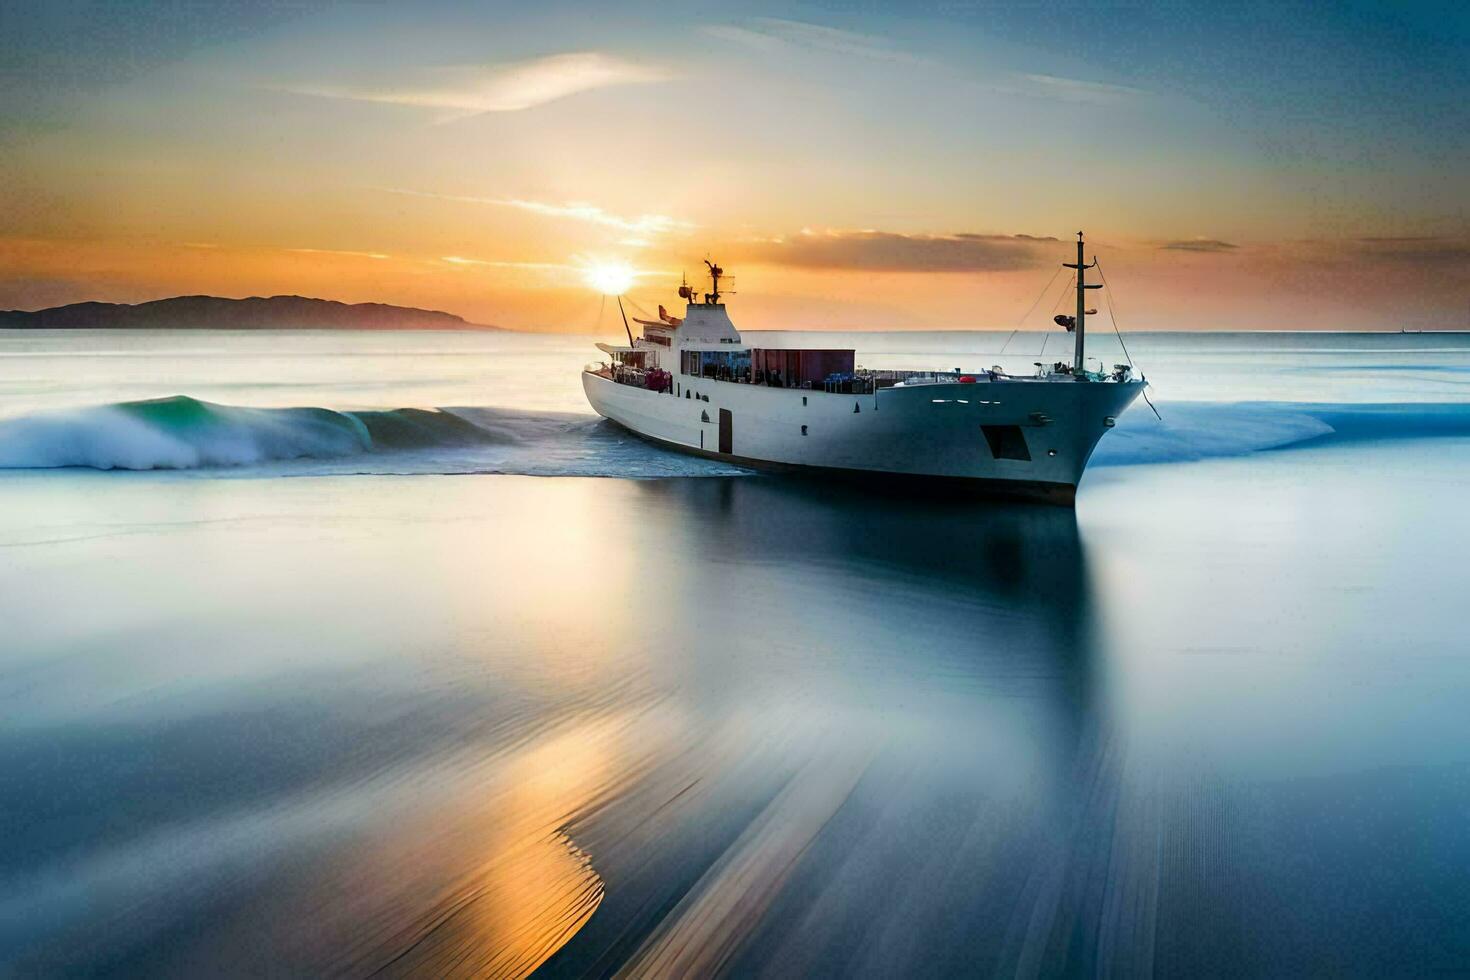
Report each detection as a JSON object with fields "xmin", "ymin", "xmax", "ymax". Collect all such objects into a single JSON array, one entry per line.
[{"xmin": 675, "ymin": 303, "xmax": 741, "ymax": 345}]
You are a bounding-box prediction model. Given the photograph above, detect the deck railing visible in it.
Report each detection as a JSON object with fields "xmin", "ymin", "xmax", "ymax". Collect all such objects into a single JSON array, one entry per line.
[{"xmin": 591, "ymin": 359, "xmax": 1131, "ymax": 392}]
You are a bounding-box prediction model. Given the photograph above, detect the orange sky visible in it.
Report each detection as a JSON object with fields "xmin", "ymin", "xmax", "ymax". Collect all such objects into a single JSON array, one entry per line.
[{"xmin": 2, "ymin": 4, "xmax": 1466, "ymax": 330}]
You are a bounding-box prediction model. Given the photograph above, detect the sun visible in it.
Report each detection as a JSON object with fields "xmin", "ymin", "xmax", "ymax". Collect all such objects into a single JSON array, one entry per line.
[{"xmin": 583, "ymin": 260, "xmax": 636, "ymax": 295}]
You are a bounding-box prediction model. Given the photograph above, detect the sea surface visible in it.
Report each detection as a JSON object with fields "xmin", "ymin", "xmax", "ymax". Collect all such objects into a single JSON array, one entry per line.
[{"xmin": 2, "ymin": 328, "xmax": 1469, "ymax": 976}]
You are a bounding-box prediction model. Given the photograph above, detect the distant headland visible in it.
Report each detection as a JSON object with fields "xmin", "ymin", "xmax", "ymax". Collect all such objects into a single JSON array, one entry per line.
[{"xmin": 0, "ymin": 295, "xmax": 501, "ymax": 331}]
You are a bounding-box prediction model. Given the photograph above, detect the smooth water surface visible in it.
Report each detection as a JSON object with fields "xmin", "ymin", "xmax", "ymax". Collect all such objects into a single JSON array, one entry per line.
[{"xmin": 2, "ymin": 329, "xmax": 1469, "ymax": 975}]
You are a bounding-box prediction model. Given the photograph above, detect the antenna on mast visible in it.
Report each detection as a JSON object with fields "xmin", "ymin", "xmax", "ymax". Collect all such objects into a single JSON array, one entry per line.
[
  {"xmin": 703, "ymin": 258, "xmax": 724, "ymax": 305},
  {"xmin": 1063, "ymin": 231, "xmax": 1104, "ymax": 374}
]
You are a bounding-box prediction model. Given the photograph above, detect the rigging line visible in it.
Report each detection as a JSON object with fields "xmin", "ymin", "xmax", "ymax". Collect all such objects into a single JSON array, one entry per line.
[
  {"xmin": 1095, "ymin": 259, "xmax": 1162, "ymax": 420},
  {"xmin": 1140, "ymin": 380, "xmax": 1163, "ymax": 420},
  {"xmin": 1025, "ymin": 264, "xmax": 1066, "ymax": 324},
  {"xmin": 1002, "ymin": 264, "xmax": 1067, "ymax": 354},
  {"xmin": 1050, "ymin": 275, "xmax": 1075, "ymax": 316},
  {"xmin": 1034, "ymin": 273, "xmax": 1074, "ymax": 357},
  {"xmin": 623, "ymin": 294, "xmax": 655, "ymax": 321},
  {"xmin": 1093, "ymin": 259, "xmax": 1135, "ymax": 369}
]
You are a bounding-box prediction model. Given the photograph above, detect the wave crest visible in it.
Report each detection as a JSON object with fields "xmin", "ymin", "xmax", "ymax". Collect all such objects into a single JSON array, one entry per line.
[
  {"xmin": 0, "ymin": 396, "xmax": 503, "ymax": 470},
  {"xmin": 1094, "ymin": 401, "xmax": 1470, "ymax": 466}
]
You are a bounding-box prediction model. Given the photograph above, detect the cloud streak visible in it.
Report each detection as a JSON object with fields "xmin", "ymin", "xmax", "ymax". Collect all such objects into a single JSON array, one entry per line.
[
  {"xmin": 441, "ymin": 256, "xmax": 573, "ymax": 272},
  {"xmin": 490, "ymin": 199, "xmax": 688, "ymax": 235},
  {"xmin": 1160, "ymin": 239, "xmax": 1239, "ymax": 252},
  {"xmin": 384, "ymin": 188, "xmax": 690, "ymax": 235},
  {"xmin": 287, "ymin": 247, "xmax": 390, "ymax": 260},
  {"xmin": 1340, "ymin": 236, "xmax": 1470, "ymax": 268},
  {"xmin": 704, "ymin": 19, "xmax": 1142, "ymax": 107},
  {"xmin": 278, "ymin": 52, "xmax": 670, "ymax": 118},
  {"xmin": 737, "ymin": 230, "xmax": 1053, "ymax": 272},
  {"xmin": 1005, "ymin": 73, "xmax": 1149, "ymax": 105},
  {"xmin": 705, "ymin": 18, "xmax": 925, "ymax": 64}
]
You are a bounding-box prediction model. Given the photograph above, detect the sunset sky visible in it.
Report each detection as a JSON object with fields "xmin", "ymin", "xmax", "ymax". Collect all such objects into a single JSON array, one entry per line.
[{"xmin": 2, "ymin": 1, "xmax": 1466, "ymax": 331}]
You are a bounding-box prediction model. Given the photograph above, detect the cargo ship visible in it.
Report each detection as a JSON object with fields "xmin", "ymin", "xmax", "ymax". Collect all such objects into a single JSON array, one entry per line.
[{"xmin": 582, "ymin": 233, "xmax": 1144, "ymax": 504}]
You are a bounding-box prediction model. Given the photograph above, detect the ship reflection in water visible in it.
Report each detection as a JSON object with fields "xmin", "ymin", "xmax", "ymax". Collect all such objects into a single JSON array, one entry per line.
[
  {"xmin": 7, "ymin": 462, "xmax": 1468, "ymax": 975},
  {"xmin": 540, "ymin": 479, "xmax": 1105, "ymax": 978}
]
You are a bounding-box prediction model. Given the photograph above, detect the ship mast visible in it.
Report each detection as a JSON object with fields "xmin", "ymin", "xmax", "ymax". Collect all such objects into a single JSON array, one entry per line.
[
  {"xmin": 703, "ymin": 259, "xmax": 723, "ymax": 305},
  {"xmin": 1064, "ymin": 231, "xmax": 1104, "ymax": 374}
]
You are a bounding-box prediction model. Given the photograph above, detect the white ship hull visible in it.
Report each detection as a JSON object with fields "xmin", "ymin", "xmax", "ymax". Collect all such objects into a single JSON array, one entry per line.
[{"xmin": 584, "ymin": 370, "xmax": 1143, "ymax": 504}]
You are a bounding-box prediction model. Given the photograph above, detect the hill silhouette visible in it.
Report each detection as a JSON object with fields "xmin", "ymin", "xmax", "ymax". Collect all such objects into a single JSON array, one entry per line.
[{"xmin": 0, "ymin": 295, "xmax": 500, "ymax": 330}]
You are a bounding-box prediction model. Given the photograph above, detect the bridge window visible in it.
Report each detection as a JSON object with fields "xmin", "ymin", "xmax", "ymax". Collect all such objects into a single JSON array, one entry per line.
[{"xmin": 684, "ymin": 348, "xmax": 752, "ymax": 382}]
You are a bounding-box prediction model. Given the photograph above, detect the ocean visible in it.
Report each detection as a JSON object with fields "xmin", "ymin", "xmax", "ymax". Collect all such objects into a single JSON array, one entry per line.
[{"xmin": 2, "ymin": 328, "xmax": 1469, "ymax": 975}]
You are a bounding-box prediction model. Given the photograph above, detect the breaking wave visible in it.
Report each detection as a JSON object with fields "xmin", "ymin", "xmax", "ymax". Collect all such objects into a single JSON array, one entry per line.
[
  {"xmin": 0, "ymin": 396, "xmax": 744, "ymax": 477},
  {"xmin": 1093, "ymin": 401, "xmax": 1470, "ymax": 466},
  {"xmin": 0, "ymin": 395, "xmax": 1466, "ymax": 476}
]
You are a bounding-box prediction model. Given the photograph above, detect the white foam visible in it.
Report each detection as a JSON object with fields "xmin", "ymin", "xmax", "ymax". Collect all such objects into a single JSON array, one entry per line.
[
  {"xmin": 1093, "ymin": 403, "xmax": 1336, "ymax": 466},
  {"xmin": 0, "ymin": 407, "xmax": 205, "ymax": 470},
  {"xmin": 0, "ymin": 400, "xmax": 368, "ymax": 470}
]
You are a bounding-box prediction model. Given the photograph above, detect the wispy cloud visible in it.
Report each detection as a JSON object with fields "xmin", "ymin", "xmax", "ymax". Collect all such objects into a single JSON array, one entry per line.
[
  {"xmin": 705, "ymin": 18, "xmax": 925, "ymax": 64},
  {"xmin": 737, "ymin": 229, "xmax": 1053, "ymax": 272},
  {"xmin": 441, "ymin": 256, "xmax": 572, "ymax": 271},
  {"xmin": 991, "ymin": 73, "xmax": 1149, "ymax": 105},
  {"xmin": 1348, "ymin": 236, "xmax": 1470, "ymax": 265},
  {"xmin": 384, "ymin": 188, "xmax": 691, "ymax": 235},
  {"xmin": 703, "ymin": 20, "xmax": 1142, "ymax": 108},
  {"xmin": 491, "ymin": 199, "xmax": 688, "ymax": 235},
  {"xmin": 1160, "ymin": 238, "xmax": 1239, "ymax": 252},
  {"xmin": 287, "ymin": 247, "xmax": 390, "ymax": 260},
  {"xmin": 276, "ymin": 52, "xmax": 671, "ymax": 119},
  {"xmin": 570, "ymin": 254, "xmax": 667, "ymax": 279}
]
